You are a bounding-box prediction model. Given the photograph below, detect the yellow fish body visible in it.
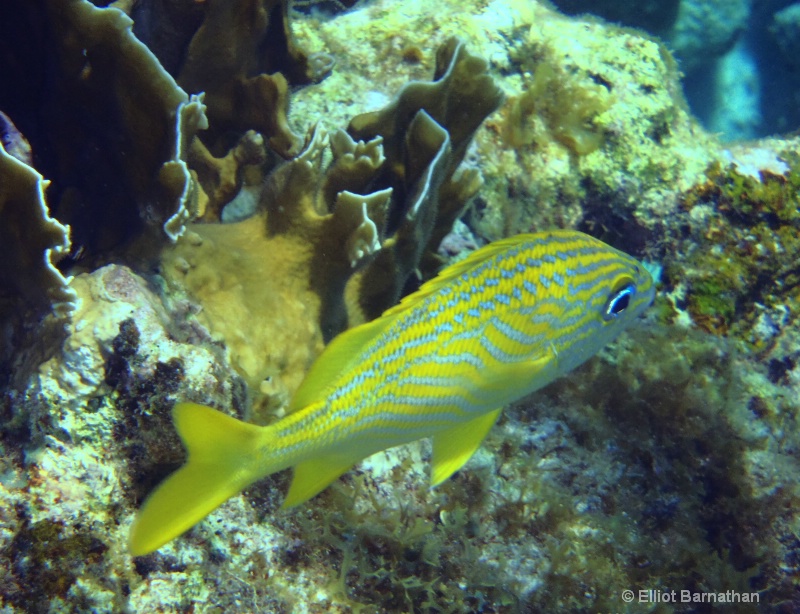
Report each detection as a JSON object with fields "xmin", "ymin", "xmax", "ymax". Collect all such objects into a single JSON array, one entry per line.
[{"xmin": 129, "ymin": 230, "xmax": 655, "ymax": 555}]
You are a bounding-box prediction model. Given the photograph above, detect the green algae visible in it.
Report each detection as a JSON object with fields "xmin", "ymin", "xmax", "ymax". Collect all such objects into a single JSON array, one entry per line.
[
  {"xmin": 502, "ymin": 60, "xmax": 612, "ymax": 155},
  {"xmin": 675, "ymin": 154, "xmax": 800, "ymax": 337}
]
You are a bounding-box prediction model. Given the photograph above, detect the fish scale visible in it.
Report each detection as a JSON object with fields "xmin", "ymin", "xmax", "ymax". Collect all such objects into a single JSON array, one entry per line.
[{"xmin": 129, "ymin": 229, "xmax": 655, "ymax": 555}]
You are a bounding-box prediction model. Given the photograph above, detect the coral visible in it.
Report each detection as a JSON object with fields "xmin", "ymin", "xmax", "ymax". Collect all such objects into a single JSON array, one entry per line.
[
  {"xmin": 127, "ymin": 0, "xmax": 334, "ymax": 158},
  {"xmin": 347, "ymin": 37, "xmax": 504, "ymax": 320},
  {"xmin": 0, "ymin": 0, "xmax": 207, "ymax": 261},
  {"xmin": 0, "ymin": 140, "xmax": 76, "ymax": 388},
  {"xmin": 1, "ymin": 0, "xmax": 800, "ymax": 612},
  {"xmin": 160, "ymin": 38, "xmax": 501, "ymax": 417},
  {"xmin": 0, "ymin": 0, "xmax": 331, "ymax": 269},
  {"xmin": 158, "ymin": 129, "xmax": 383, "ymax": 417},
  {"xmin": 189, "ymin": 131, "xmax": 270, "ymax": 223},
  {"xmin": 0, "ymin": 143, "xmax": 75, "ymax": 323},
  {"xmin": 0, "ymin": 0, "xmax": 329, "ymax": 382}
]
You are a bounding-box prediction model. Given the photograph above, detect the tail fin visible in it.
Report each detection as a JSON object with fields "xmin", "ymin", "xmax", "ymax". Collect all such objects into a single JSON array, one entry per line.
[{"xmin": 129, "ymin": 402, "xmax": 269, "ymax": 556}]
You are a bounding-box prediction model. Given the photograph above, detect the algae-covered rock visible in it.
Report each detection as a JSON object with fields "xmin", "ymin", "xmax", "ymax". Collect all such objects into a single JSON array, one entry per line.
[
  {"xmin": 0, "ymin": 264, "xmax": 240, "ymax": 612},
  {"xmin": 549, "ymin": 0, "xmax": 751, "ymax": 73},
  {"xmin": 474, "ymin": 4, "xmax": 715, "ymax": 253},
  {"xmin": 662, "ymin": 138, "xmax": 800, "ymax": 337}
]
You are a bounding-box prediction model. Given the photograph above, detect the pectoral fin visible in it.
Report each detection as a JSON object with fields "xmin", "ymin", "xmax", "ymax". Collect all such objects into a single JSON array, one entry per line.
[{"xmin": 430, "ymin": 408, "xmax": 502, "ymax": 487}]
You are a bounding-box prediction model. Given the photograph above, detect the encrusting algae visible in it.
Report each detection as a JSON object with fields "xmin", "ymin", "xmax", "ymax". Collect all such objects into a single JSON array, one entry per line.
[{"xmin": 129, "ymin": 230, "xmax": 654, "ymax": 555}]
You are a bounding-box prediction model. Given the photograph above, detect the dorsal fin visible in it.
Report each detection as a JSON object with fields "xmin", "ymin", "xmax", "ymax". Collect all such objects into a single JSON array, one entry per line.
[
  {"xmin": 290, "ymin": 233, "xmax": 536, "ymax": 412},
  {"xmin": 288, "ymin": 312, "xmax": 397, "ymax": 412},
  {"xmin": 382, "ymin": 233, "xmax": 532, "ymax": 318}
]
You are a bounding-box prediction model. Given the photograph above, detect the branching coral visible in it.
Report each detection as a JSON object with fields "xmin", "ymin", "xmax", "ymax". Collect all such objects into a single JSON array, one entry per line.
[
  {"xmin": 0, "ymin": 0, "xmax": 337, "ymax": 392},
  {"xmin": 2, "ymin": 0, "xmax": 800, "ymax": 611},
  {"xmin": 0, "ymin": 140, "xmax": 77, "ymax": 387},
  {"xmin": 347, "ymin": 37, "xmax": 504, "ymax": 320},
  {"xmin": 0, "ymin": 144, "xmax": 75, "ymax": 322},
  {"xmin": 0, "ymin": 0, "xmax": 335, "ymax": 273}
]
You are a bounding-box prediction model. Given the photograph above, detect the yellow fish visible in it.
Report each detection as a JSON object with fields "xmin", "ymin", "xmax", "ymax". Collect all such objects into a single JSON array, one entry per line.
[{"xmin": 129, "ymin": 230, "xmax": 655, "ymax": 555}]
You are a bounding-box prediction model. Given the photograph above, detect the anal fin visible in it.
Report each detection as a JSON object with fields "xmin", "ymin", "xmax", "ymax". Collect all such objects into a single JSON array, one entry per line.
[
  {"xmin": 431, "ymin": 408, "xmax": 502, "ymax": 487},
  {"xmin": 282, "ymin": 455, "xmax": 359, "ymax": 508}
]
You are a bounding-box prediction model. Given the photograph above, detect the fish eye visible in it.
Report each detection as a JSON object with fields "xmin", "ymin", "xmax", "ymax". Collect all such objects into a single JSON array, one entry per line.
[{"xmin": 603, "ymin": 283, "xmax": 635, "ymax": 321}]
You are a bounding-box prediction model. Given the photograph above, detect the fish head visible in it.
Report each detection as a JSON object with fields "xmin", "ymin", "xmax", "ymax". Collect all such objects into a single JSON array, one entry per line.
[{"xmin": 530, "ymin": 231, "xmax": 656, "ymax": 374}]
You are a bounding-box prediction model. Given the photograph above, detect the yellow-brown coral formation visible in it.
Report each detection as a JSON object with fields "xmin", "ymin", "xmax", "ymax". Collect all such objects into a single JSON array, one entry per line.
[
  {"xmin": 0, "ymin": 0, "xmax": 332, "ymax": 273},
  {"xmin": 161, "ymin": 38, "xmax": 502, "ymax": 419},
  {"xmin": 347, "ymin": 38, "xmax": 504, "ymax": 319},
  {"xmin": 0, "ymin": 0, "xmax": 207, "ymax": 260},
  {"xmin": 0, "ymin": 143, "xmax": 76, "ymax": 322},
  {"xmin": 126, "ymin": 0, "xmax": 334, "ymax": 159},
  {"xmin": 0, "ymin": 139, "xmax": 77, "ymax": 390}
]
